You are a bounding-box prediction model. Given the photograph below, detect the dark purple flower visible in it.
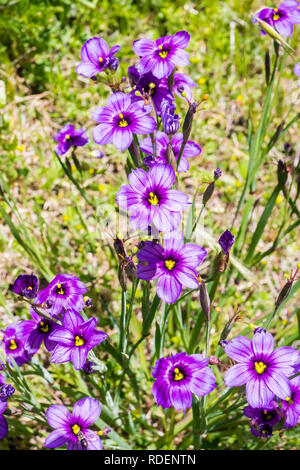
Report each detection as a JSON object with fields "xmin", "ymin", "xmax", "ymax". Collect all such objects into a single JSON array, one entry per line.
[
  {"xmin": 219, "ymin": 230, "xmax": 235, "ymax": 255},
  {"xmin": 130, "ymin": 69, "xmax": 174, "ymax": 116},
  {"xmin": 34, "ymin": 273, "xmax": 87, "ymax": 318},
  {"xmin": 92, "ymin": 92, "xmax": 156, "ymax": 152},
  {"xmin": 16, "ymin": 310, "xmax": 60, "ymax": 355},
  {"xmin": 133, "ymin": 31, "xmax": 190, "ymax": 79},
  {"xmin": 128, "ymin": 64, "xmax": 141, "ymax": 87},
  {"xmin": 214, "ymin": 168, "xmax": 222, "ymax": 180},
  {"xmin": 253, "ymin": 1, "xmax": 300, "ymax": 37},
  {"xmin": 137, "ymin": 231, "xmax": 207, "ymax": 304},
  {"xmin": 45, "ymin": 397, "xmax": 102, "ymax": 450},
  {"xmin": 49, "ymin": 310, "xmax": 108, "ymax": 370},
  {"xmin": 152, "ymin": 352, "xmax": 216, "ymax": 412},
  {"xmin": 75, "ymin": 37, "xmax": 120, "ymax": 78},
  {"xmin": 294, "ymin": 62, "xmax": 300, "ymax": 86},
  {"xmin": 173, "ymin": 73, "xmax": 197, "ymax": 102},
  {"xmin": 0, "ymin": 401, "xmax": 8, "ymax": 440},
  {"xmin": 160, "ymin": 99, "xmax": 180, "ymax": 135},
  {"xmin": 82, "ymin": 361, "xmax": 95, "ymax": 375},
  {"xmin": 54, "ymin": 125, "xmax": 88, "ymax": 156},
  {"xmin": 281, "ymin": 375, "xmax": 300, "ymax": 427},
  {"xmin": 1, "ymin": 325, "xmax": 31, "ymax": 366},
  {"xmin": 0, "ymin": 384, "xmax": 15, "ymax": 402},
  {"xmin": 224, "ymin": 330, "xmax": 300, "ymax": 408},
  {"xmin": 116, "ymin": 164, "xmax": 189, "ymax": 232},
  {"xmin": 140, "ymin": 131, "xmax": 201, "ymax": 172},
  {"xmin": 243, "ymin": 403, "xmax": 281, "ymax": 437},
  {"xmin": 12, "ymin": 274, "xmax": 39, "ymax": 299}
]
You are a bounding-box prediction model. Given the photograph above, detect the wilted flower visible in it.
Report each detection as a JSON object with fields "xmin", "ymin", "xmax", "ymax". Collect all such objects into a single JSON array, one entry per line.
[
  {"xmin": 160, "ymin": 99, "xmax": 181, "ymax": 135},
  {"xmin": 82, "ymin": 361, "xmax": 95, "ymax": 375},
  {"xmin": 253, "ymin": 1, "xmax": 300, "ymax": 37},
  {"xmin": 140, "ymin": 131, "xmax": 201, "ymax": 172},
  {"xmin": 0, "ymin": 384, "xmax": 15, "ymax": 402},
  {"xmin": 224, "ymin": 330, "xmax": 300, "ymax": 408},
  {"xmin": 152, "ymin": 352, "xmax": 216, "ymax": 412},
  {"xmin": 133, "ymin": 30, "xmax": 190, "ymax": 79},
  {"xmin": 34, "ymin": 273, "xmax": 87, "ymax": 318},
  {"xmin": 49, "ymin": 310, "xmax": 108, "ymax": 370},
  {"xmin": 75, "ymin": 37, "xmax": 120, "ymax": 78},
  {"xmin": 12, "ymin": 274, "xmax": 39, "ymax": 299},
  {"xmin": 219, "ymin": 230, "xmax": 235, "ymax": 255},
  {"xmin": 116, "ymin": 164, "xmax": 189, "ymax": 232},
  {"xmin": 214, "ymin": 168, "xmax": 222, "ymax": 180},
  {"xmin": 45, "ymin": 397, "xmax": 102, "ymax": 450},
  {"xmin": 92, "ymin": 92, "xmax": 156, "ymax": 152},
  {"xmin": 137, "ymin": 231, "xmax": 206, "ymax": 304}
]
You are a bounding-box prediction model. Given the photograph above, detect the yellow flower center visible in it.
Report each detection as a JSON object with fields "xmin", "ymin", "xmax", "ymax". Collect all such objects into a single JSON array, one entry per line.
[
  {"xmin": 148, "ymin": 192, "xmax": 159, "ymax": 205},
  {"xmin": 254, "ymin": 361, "xmax": 267, "ymax": 374},
  {"xmin": 39, "ymin": 321, "xmax": 49, "ymax": 333},
  {"xmin": 273, "ymin": 13, "xmax": 280, "ymax": 20},
  {"xmin": 165, "ymin": 259, "xmax": 176, "ymax": 270},
  {"xmin": 65, "ymin": 134, "xmax": 71, "ymax": 140},
  {"xmin": 56, "ymin": 283, "xmax": 65, "ymax": 295},
  {"xmin": 118, "ymin": 114, "xmax": 128, "ymax": 127},
  {"xmin": 149, "ymin": 82, "xmax": 155, "ymax": 89},
  {"xmin": 99, "ymin": 57, "xmax": 103, "ymax": 62},
  {"xmin": 74, "ymin": 336, "xmax": 85, "ymax": 347},
  {"xmin": 27, "ymin": 286, "xmax": 32, "ymax": 290},
  {"xmin": 158, "ymin": 50, "xmax": 168, "ymax": 59},
  {"xmin": 72, "ymin": 424, "xmax": 81, "ymax": 435},
  {"xmin": 174, "ymin": 367, "xmax": 184, "ymax": 381},
  {"xmin": 9, "ymin": 339, "xmax": 18, "ymax": 350}
]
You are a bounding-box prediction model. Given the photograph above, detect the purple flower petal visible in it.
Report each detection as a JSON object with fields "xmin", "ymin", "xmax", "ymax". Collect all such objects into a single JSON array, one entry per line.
[
  {"xmin": 157, "ymin": 273, "xmax": 182, "ymax": 303},
  {"xmin": 44, "ymin": 429, "xmax": 68, "ymax": 449},
  {"xmin": 72, "ymin": 397, "xmax": 101, "ymax": 428},
  {"xmin": 224, "ymin": 336, "xmax": 253, "ymax": 363},
  {"xmin": 224, "ymin": 363, "xmax": 255, "ymax": 387},
  {"xmin": 46, "ymin": 405, "xmax": 72, "ymax": 429}
]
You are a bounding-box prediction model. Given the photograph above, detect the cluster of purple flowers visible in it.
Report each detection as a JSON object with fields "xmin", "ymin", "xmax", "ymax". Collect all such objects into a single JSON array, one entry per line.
[
  {"xmin": 4, "ymin": 273, "xmax": 108, "ymax": 371},
  {"xmin": 224, "ymin": 329, "xmax": 300, "ymax": 436},
  {"xmin": 0, "ymin": 371, "xmax": 15, "ymax": 440}
]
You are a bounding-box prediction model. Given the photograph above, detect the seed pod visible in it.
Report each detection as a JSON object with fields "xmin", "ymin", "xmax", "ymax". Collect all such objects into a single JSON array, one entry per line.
[
  {"xmin": 166, "ymin": 143, "xmax": 177, "ymax": 173},
  {"xmin": 212, "ymin": 252, "xmax": 229, "ymax": 275},
  {"xmin": 265, "ymin": 49, "xmax": 270, "ymax": 85},
  {"xmin": 203, "ymin": 182, "xmax": 215, "ymax": 206},
  {"xmin": 199, "ymin": 279, "xmax": 210, "ymax": 321},
  {"xmin": 182, "ymin": 102, "xmax": 197, "ymax": 144},
  {"xmin": 277, "ymin": 159, "xmax": 288, "ymax": 188},
  {"xmin": 219, "ymin": 311, "xmax": 240, "ymax": 344},
  {"xmin": 275, "ymin": 280, "xmax": 294, "ymax": 309},
  {"xmin": 167, "ymin": 69, "xmax": 175, "ymax": 93}
]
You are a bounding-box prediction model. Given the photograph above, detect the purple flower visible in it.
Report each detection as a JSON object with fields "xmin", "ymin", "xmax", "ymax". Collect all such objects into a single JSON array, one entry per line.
[
  {"xmin": 1, "ymin": 325, "xmax": 31, "ymax": 366},
  {"xmin": 92, "ymin": 92, "xmax": 156, "ymax": 152},
  {"xmin": 253, "ymin": 1, "xmax": 300, "ymax": 37},
  {"xmin": 140, "ymin": 131, "xmax": 201, "ymax": 172},
  {"xmin": 34, "ymin": 273, "xmax": 87, "ymax": 318},
  {"xmin": 214, "ymin": 168, "xmax": 222, "ymax": 180},
  {"xmin": 12, "ymin": 274, "xmax": 39, "ymax": 299},
  {"xmin": 0, "ymin": 401, "xmax": 8, "ymax": 440},
  {"xmin": 82, "ymin": 361, "xmax": 95, "ymax": 375},
  {"xmin": 45, "ymin": 397, "xmax": 102, "ymax": 450},
  {"xmin": 224, "ymin": 330, "xmax": 300, "ymax": 408},
  {"xmin": 137, "ymin": 231, "xmax": 207, "ymax": 304},
  {"xmin": 219, "ymin": 230, "xmax": 235, "ymax": 255},
  {"xmin": 243, "ymin": 403, "xmax": 281, "ymax": 437},
  {"xmin": 173, "ymin": 73, "xmax": 197, "ymax": 102},
  {"xmin": 281, "ymin": 375, "xmax": 300, "ymax": 427},
  {"xmin": 49, "ymin": 310, "xmax": 108, "ymax": 370},
  {"xmin": 54, "ymin": 125, "xmax": 88, "ymax": 156},
  {"xmin": 133, "ymin": 31, "xmax": 190, "ymax": 79},
  {"xmin": 160, "ymin": 99, "xmax": 181, "ymax": 135},
  {"xmin": 16, "ymin": 310, "xmax": 60, "ymax": 355},
  {"xmin": 75, "ymin": 37, "xmax": 120, "ymax": 78},
  {"xmin": 116, "ymin": 164, "xmax": 189, "ymax": 233},
  {"xmin": 0, "ymin": 384, "xmax": 15, "ymax": 402},
  {"xmin": 294, "ymin": 62, "xmax": 300, "ymax": 86},
  {"xmin": 152, "ymin": 352, "xmax": 216, "ymax": 412},
  {"xmin": 129, "ymin": 67, "xmax": 174, "ymax": 116}
]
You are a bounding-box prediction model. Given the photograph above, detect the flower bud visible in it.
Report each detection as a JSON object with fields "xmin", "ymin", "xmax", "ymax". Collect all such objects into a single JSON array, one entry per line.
[
  {"xmin": 277, "ymin": 159, "xmax": 288, "ymax": 188},
  {"xmin": 202, "ymin": 182, "xmax": 215, "ymax": 206},
  {"xmin": 182, "ymin": 101, "xmax": 197, "ymax": 144},
  {"xmin": 166, "ymin": 143, "xmax": 177, "ymax": 172},
  {"xmin": 214, "ymin": 168, "xmax": 222, "ymax": 180}
]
